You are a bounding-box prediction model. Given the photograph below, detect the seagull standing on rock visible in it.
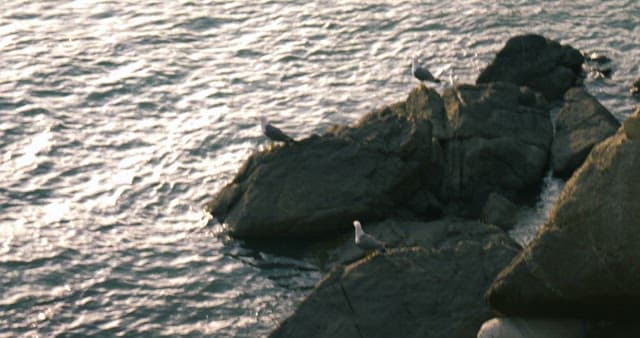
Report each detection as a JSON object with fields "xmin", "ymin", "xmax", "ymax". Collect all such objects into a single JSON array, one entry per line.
[
  {"xmin": 412, "ymin": 56, "xmax": 441, "ymax": 83},
  {"xmin": 353, "ymin": 220, "xmax": 386, "ymax": 253},
  {"xmin": 259, "ymin": 116, "xmax": 296, "ymax": 145}
]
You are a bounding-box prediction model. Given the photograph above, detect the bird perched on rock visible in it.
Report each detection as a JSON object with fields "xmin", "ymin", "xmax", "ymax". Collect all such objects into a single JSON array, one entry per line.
[
  {"xmin": 352, "ymin": 220, "xmax": 386, "ymax": 252},
  {"xmin": 412, "ymin": 56, "xmax": 440, "ymax": 83},
  {"xmin": 259, "ymin": 116, "xmax": 295, "ymax": 144}
]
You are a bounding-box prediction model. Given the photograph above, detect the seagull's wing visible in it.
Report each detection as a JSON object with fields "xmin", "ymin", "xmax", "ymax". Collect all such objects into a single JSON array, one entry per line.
[{"xmin": 359, "ymin": 232, "xmax": 386, "ymax": 251}]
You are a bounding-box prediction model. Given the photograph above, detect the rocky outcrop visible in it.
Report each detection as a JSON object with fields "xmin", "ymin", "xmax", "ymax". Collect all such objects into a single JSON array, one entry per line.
[
  {"xmin": 207, "ymin": 80, "xmax": 555, "ymax": 237},
  {"xmin": 438, "ymin": 82, "xmax": 552, "ymax": 216},
  {"xmin": 269, "ymin": 219, "xmax": 521, "ymax": 338},
  {"xmin": 206, "ymin": 101, "xmax": 443, "ymax": 237},
  {"xmin": 485, "ymin": 107, "xmax": 640, "ymax": 318},
  {"xmin": 551, "ymin": 87, "xmax": 620, "ymax": 178},
  {"xmin": 477, "ymin": 34, "xmax": 584, "ymax": 101}
]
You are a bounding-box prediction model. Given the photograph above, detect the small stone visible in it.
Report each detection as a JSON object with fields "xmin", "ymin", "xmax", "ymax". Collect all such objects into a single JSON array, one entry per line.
[
  {"xmin": 623, "ymin": 113, "xmax": 640, "ymax": 140},
  {"xmin": 481, "ymin": 193, "xmax": 518, "ymax": 230}
]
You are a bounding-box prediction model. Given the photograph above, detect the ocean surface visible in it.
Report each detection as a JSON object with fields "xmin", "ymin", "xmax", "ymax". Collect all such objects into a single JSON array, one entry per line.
[{"xmin": 1, "ymin": 1, "xmax": 638, "ymax": 337}]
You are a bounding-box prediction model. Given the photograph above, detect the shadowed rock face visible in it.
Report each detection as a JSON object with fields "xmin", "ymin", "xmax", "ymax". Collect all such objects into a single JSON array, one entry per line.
[
  {"xmin": 551, "ymin": 87, "xmax": 620, "ymax": 179},
  {"xmin": 438, "ymin": 82, "xmax": 552, "ymax": 216},
  {"xmin": 477, "ymin": 34, "xmax": 584, "ymax": 101},
  {"xmin": 486, "ymin": 107, "xmax": 640, "ymax": 318},
  {"xmin": 269, "ymin": 220, "xmax": 520, "ymax": 338}
]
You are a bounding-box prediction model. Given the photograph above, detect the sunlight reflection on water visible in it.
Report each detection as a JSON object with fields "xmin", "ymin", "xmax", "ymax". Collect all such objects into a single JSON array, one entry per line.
[{"xmin": 1, "ymin": 0, "xmax": 638, "ymax": 337}]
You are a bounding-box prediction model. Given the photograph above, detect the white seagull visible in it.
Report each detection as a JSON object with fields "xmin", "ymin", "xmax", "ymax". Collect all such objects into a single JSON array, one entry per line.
[
  {"xmin": 412, "ymin": 57, "xmax": 440, "ymax": 83},
  {"xmin": 259, "ymin": 116, "xmax": 295, "ymax": 144},
  {"xmin": 352, "ymin": 220, "xmax": 386, "ymax": 252}
]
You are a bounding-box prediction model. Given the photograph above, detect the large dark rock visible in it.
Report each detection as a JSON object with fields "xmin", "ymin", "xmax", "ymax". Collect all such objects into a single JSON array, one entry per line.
[
  {"xmin": 206, "ymin": 104, "xmax": 442, "ymax": 238},
  {"xmin": 551, "ymin": 87, "xmax": 620, "ymax": 179},
  {"xmin": 269, "ymin": 219, "xmax": 521, "ymax": 338},
  {"xmin": 477, "ymin": 34, "xmax": 584, "ymax": 101},
  {"xmin": 438, "ymin": 82, "xmax": 552, "ymax": 216},
  {"xmin": 486, "ymin": 107, "xmax": 640, "ymax": 318}
]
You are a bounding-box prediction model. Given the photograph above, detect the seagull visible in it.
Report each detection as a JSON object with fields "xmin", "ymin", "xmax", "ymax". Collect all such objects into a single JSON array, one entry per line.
[
  {"xmin": 412, "ymin": 57, "xmax": 440, "ymax": 83},
  {"xmin": 259, "ymin": 116, "xmax": 295, "ymax": 144},
  {"xmin": 352, "ymin": 220, "xmax": 386, "ymax": 252}
]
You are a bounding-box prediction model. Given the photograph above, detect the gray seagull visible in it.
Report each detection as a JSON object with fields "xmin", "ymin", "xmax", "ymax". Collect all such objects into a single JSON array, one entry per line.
[
  {"xmin": 353, "ymin": 220, "xmax": 386, "ymax": 252},
  {"xmin": 260, "ymin": 116, "xmax": 295, "ymax": 144},
  {"xmin": 412, "ymin": 57, "xmax": 440, "ymax": 83}
]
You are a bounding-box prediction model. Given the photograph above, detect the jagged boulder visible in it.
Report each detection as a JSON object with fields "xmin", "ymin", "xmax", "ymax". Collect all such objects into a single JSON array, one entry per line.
[
  {"xmin": 486, "ymin": 107, "xmax": 640, "ymax": 318},
  {"xmin": 269, "ymin": 219, "xmax": 521, "ymax": 338},
  {"xmin": 551, "ymin": 87, "xmax": 620, "ymax": 179},
  {"xmin": 477, "ymin": 34, "xmax": 583, "ymax": 101},
  {"xmin": 206, "ymin": 106, "xmax": 442, "ymax": 237},
  {"xmin": 438, "ymin": 82, "xmax": 552, "ymax": 216}
]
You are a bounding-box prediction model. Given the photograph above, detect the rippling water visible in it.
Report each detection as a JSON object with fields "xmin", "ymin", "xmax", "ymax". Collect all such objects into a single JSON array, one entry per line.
[{"xmin": 1, "ymin": 1, "xmax": 638, "ymax": 337}]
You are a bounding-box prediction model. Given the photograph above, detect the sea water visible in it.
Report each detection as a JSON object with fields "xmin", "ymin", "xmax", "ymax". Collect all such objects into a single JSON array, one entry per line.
[{"xmin": 1, "ymin": 1, "xmax": 638, "ymax": 337}]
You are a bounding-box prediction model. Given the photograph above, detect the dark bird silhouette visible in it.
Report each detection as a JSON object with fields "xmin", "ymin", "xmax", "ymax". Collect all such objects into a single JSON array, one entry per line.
[
  {"xmin": 412, "ymin": 57, "xmax": 440, "ymax": 83},
  {"xmin": 260, "ymin": 117, "xmax": 295, "ymax": 144}
]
